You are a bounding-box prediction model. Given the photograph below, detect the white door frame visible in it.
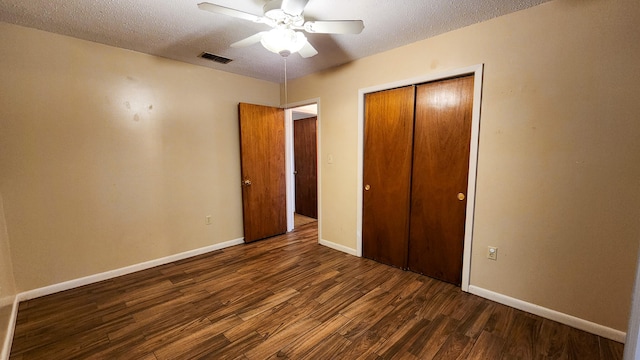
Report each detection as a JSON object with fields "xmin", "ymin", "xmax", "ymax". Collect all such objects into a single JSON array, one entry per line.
[
  {"xmin": 284, "ymin": 98, "xmax": 321, "ymax": 237},
  {"xmin": 356, "ymin": 64, "xmax": 484, "ymax": 292}
]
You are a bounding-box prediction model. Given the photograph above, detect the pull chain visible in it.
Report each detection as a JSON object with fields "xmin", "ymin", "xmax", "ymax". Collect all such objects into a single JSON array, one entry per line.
[{"xmin": 283, "ymin": 57, "xmax": 288, "ymax": 108}]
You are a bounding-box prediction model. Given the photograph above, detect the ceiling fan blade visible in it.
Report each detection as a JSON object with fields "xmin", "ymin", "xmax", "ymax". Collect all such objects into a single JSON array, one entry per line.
[
  {"xmin": 298, "ymin": 41, "xmax": 318, "ymax": 58},
  {"xmin": 230, "ymin": 32, "xmax": 267, "ymax": 48},
  {"xmin": 280, "ymin": 0, "xmax": 310, "ymax": 16},
  {"xmin": 304, "ymin": 20, "xmax": 365, "ymax": 34},
  {"xmin": 197, "ymin": 2, "xmax": 262, "ymax": 23}
]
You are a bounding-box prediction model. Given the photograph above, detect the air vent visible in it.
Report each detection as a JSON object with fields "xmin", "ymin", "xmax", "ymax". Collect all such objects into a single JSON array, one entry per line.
[{"xmin": 200, "ymin": 52, "xmax": 233, "ymax": 64}]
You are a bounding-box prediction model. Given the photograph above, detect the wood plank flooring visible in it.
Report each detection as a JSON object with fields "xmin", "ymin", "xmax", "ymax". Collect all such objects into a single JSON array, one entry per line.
[
  {"xmin": 294, "ymin": 213, "xmax": 316, "ymax": 228},
  {"xmin": 10, "ymin": 223, "xmax": 623, "ymax": 359}
]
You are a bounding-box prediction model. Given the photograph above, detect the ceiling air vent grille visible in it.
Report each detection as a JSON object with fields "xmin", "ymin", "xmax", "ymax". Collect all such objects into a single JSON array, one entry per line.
[{"xmin": 200, "ymin": 52, "xmax": 233, "ymax": 64}]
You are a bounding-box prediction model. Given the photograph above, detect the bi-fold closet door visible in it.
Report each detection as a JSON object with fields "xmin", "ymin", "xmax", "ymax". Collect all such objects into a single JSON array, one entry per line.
[{"xmin": 362, "ymin": 75, "xmax": 474, "ymax": 285}]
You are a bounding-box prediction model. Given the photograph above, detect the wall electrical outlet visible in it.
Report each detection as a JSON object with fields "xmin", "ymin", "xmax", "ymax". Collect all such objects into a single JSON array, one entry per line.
[
  {"xmin": 205, "ymin": 215, "xmax": 212, "ymax": 225},
  {"xmin": 487, "ymin": 246, "xmax": 498, "ymax": 260}
]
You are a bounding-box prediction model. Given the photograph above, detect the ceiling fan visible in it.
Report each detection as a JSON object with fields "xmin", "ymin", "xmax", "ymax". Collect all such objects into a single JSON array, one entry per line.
[{"xmin": 197, "ymin": 0, "xmax": 365, "ymax": 58}]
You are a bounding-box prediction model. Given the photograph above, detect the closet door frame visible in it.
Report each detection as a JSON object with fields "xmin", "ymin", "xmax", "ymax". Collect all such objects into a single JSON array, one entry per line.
[{"xmin": 356, "ymin": 64, "xmax": 484, "ymax": 292}]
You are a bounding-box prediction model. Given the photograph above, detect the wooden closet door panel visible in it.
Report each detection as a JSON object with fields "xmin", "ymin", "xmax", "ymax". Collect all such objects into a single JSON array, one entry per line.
[
  {"xmin": 363, "ymin": 86, "xmax": 415, "ymax": 269},
  {"xmin": 408, "ymin": 75, "xmax": 474, "ymax": 285},
  {"xmin": 294, "ymin": 117, "xmax": 318, "ymax": 219}
]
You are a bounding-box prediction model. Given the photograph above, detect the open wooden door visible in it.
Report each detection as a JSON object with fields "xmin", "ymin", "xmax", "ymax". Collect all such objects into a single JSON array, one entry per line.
[{"xmin": 238, "ymin": 103, "xmax": 287, "ymax": 243}]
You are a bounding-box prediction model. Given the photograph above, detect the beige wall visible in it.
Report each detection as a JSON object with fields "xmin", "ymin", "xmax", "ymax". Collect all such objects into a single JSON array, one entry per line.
[
  {"xmin": 0, "ymin": 22, "xmax": 279, "ymax": 292},
  {"xmin": 0, "ymin": 0, "xmax": 638, "ymax": 337},
  {"xmin": 287, "ymin": 0, "xmax": 640, "ymax": 331}
]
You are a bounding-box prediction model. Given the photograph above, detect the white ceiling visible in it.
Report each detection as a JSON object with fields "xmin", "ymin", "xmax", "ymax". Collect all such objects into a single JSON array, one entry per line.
[{"xmin": 0, "ymin": 0, "xmax": 552, "ymax": 83}]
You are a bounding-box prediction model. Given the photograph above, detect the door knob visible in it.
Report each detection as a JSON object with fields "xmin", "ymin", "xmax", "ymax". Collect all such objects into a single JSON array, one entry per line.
[
  {"xmin": 457, "ymin": 193, "xmax": 465, "ymax": 201},
  {"xmin": 364, "ymin": 184, "xmax": 371, "ymax": 191},
  {"xmin": 242, "ymin": 179, "xmax": 252, "ymax": 186}
]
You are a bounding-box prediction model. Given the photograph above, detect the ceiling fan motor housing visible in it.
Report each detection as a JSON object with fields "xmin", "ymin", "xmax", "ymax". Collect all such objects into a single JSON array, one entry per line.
[
  {"xmin": 264, "ymin": 0, "xmax": 305, "ymax": 27},
  {"xmin": 265, "ymin": 0, "xmax": 288, "ymax": 17}
]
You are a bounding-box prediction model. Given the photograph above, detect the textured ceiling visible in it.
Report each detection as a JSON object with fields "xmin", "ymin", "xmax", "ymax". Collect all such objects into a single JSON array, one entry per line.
[{"xmin": 0, "ymin": 0, "xmax": 552, "ymax": 83}]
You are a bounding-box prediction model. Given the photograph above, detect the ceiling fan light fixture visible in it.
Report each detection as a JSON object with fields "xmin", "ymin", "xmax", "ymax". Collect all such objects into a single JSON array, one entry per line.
[
  {"xmin": 260, "ymin": 28, "xmax": 307, "ymax": 57},
  {"xmin": 198, "ymin": 1, "xmax": 362, "ymax": 59}
]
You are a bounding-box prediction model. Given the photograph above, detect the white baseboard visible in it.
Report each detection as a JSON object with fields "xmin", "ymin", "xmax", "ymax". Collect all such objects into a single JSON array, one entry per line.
[
  {"xmin": 6, "ymin": 239, "xmax": 625, "ymax": 356},
  {"xmin": 17, "ymin": 237, "xmax": 244, "ymax": 302},
  {"xmin": 318, "ymin": 238, "xmax": 358, "ymax": 256},
  {"xmin": 1, "ymin": 296, "xmax": 18, "ymax": 360},
  {"xmin": 3, "ymin": 238, "xmax": 244, "ymax": 359},
  {"xmin": 468, "ymin": 285, "xmax": 626, "ymax": 343}
]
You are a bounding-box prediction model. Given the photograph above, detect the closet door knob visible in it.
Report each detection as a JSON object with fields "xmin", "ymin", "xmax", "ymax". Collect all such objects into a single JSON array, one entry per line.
[
  {"xmin": 364, "ymin": 184, "xmax": 371, "ymax": 191},
  {"xmin": 457, "ymin": 193, "xmax": 465, "ymax": 201}
]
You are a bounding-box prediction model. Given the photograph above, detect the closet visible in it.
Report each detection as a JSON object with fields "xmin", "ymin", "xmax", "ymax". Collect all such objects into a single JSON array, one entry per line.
[{"xmin": 362, "ymin": 75, "xmax": 474, "ymax": 285}]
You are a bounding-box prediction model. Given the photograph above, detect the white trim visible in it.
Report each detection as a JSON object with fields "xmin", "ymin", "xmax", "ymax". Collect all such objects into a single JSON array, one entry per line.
[
  {"xmin": 356, "ymin": 64, "xmax": 484, "ymax": 292},
  {"xmin": 319, "ymin": 238, "xmax": 358, "ymax": 256},
  {"xmin": 17, "ymin": 238, "xmax": 244, "ymax": 301},
  {"xmin": 285, "ymin": 107, "xmax": 295, "ymax": 232},
  {"xmin": 623, "ymin": 242, "xmax": 640, "ymax": 359},
  {"xmin": 469, "ymin": 285, "xmax": 626, "ymax": 343},
  {"xmin": 316, "ymin": 100, "xmax": 323, "ymax": 243},
  {"xmin": 356, "ymin": 88, "xmax": 365, "ymax": 258},
  {"xmin": 1, "ymin": 296, "xmax": 18, "ymax": 360},
  {"xmin": 461, "ymin": 66, "xmax": 484, "ymax": 292}
]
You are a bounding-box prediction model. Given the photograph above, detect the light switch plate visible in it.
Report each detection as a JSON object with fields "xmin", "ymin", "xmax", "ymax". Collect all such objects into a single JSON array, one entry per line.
[{"xmin": 487, "ymin": 246, "xmax": 498, "ymax": 260}]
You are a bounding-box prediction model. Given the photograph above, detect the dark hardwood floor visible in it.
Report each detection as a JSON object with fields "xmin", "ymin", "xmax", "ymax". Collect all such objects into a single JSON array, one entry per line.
[
  {"xmin": 294, "ymin": 213, "xmax": 317, "ymax": 228},
  {"xmin": 10, "ymin": 223, "xmax": 623, "ymax": 359}
]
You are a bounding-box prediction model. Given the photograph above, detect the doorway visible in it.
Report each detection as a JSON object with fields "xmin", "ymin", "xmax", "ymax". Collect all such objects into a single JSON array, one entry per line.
[
  {"xmin": 356, "ymin": 65, "xmax": 484, "ymax": 291},
  {"xmin": 285, "ymin": 102, "xmax": 319, "ymax": 231},
  {"xmin": 362, "ymin": 76, "xmax": 474, "ymax": 285}
]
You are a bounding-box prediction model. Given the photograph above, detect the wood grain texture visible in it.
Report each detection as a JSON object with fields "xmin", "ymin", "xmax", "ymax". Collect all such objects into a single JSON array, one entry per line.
[
  {"xmin": 238, "ymin": 102, "xmax": 287, "ymax": 242},
  {"xmin": 294, "ymin": 213, "xmax": 316, "ymax": 227},
  {"xmin": 294, "ymin": 117, "xmax": 318, "ymax": 219},
  {"xmin": 408, "ymin": 75, "xmax": 474, "ymax": 285},
  {"xmin": 10, "ymin": 223, "xmax": 623, "ymax": 359},
  {"xmin": 363, "ymin": 86, "xmax": 415, "ymax": 269}
]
